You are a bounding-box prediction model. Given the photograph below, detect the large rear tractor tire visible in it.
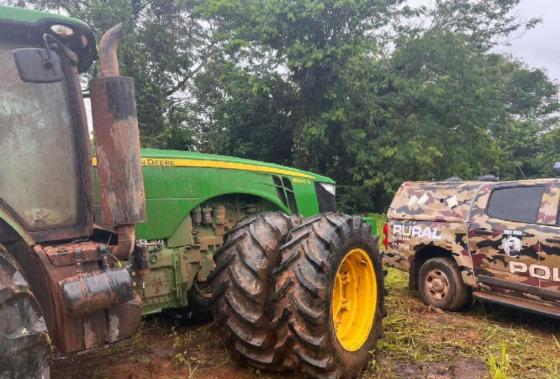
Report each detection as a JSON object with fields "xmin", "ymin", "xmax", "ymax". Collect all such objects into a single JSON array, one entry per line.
[
  {"xmin": 209, "ymin": 212, "xmax": 302, "ymax": 370},
  {"xmin": 273, "ymin": 213, "xmax": 385, "ymax": 379},
  {"xmin": 0, "ymin": 247, "xmax": 50, "ymax": 379}
]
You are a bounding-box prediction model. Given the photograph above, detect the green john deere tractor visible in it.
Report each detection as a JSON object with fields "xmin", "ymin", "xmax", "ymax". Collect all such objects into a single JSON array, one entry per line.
[
  {"xmin": 0, "ymin": 4, "xmax": 385, "ymax": 379},
  {"xmin": 94, "ymin": 148, "xmax": 386, "ymax": 378}
]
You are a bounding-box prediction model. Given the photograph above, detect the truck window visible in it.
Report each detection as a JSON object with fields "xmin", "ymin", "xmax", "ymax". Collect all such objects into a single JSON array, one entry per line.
[{"xmin": 487, "ymin": 186, "xmax": 544, "ymax": 224}]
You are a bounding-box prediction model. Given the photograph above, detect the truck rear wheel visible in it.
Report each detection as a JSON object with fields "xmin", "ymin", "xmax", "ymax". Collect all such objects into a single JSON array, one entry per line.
[
  {"xmin": 418, "ymin": 257, "xmax": 469, "ymax": 311},
  {"xmin": 209, "ymin": 212, "xmax": 302, "ymax": 370},
  {"xmin": 272, "ymin": 214, "xmax": 385, "ymax": 379},
  {"xmin": 0, "ymin": 247, "xmax": 50, "ymax": 379}
]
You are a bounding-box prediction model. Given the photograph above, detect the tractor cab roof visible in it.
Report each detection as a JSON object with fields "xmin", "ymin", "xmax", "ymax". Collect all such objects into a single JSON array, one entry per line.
[{"xmin": 0, "ymin": 5, "xmax": 96, "ymax": 72}]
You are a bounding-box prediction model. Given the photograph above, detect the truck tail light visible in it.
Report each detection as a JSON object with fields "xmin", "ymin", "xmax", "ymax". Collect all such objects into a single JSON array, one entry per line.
[{"xmin": 382, "ymin": 223, "xmax": 389, "ymax": 249}]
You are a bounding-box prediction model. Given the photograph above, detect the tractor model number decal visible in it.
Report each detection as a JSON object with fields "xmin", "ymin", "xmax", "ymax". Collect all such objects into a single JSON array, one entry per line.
[{"xmin": 292, "ymin": 177, "xmax": 312, "ymax": 184}]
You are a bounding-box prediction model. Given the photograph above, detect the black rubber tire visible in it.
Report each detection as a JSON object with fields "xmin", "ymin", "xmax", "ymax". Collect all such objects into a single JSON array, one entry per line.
[
  {"xmin": 0, "ymin": 247, "xmax": 50, "ymax": 379},
  {"xmin": 209, "ymin": 212, "xmax": 302, "ymax": 370},
  {"xmin": 184, "ymin": 281, "xmax": 213, "ymax": 323},
  {"xmin": 418, "ymin": 257, "xmax": 469, "ymax": 311},
  {"xmin": 272, "ymin": 213, "xmax": 385, "ymax": 379}
]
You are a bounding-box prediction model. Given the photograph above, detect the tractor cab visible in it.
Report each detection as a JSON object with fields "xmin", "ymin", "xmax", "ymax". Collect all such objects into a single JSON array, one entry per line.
[
  {"xmin": 0, "ymin": 6, "xmax": 146, "ymax": 376},
  {"xmin": 0, "ymin": 7, "xmax": 97, "ymax": 241}
]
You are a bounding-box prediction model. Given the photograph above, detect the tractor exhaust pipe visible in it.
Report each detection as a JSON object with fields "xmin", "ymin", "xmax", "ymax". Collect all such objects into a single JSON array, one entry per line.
[
  {"xmin": 98, "ymin": 23, "xmax": 123, "ymax": 77},
  {"xmin": 90, "ymin": 23, "xmax": 146, "ymax": 260}
]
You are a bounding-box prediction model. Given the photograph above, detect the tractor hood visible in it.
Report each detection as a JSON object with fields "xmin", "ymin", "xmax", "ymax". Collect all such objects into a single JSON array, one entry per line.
[
  {"xmin": 0, "ymin": 6, "xmax": 96, "ymax": 72},
  {"xmin": 139, "ymin": 148, "xmax": 335, "ymax": 184}
]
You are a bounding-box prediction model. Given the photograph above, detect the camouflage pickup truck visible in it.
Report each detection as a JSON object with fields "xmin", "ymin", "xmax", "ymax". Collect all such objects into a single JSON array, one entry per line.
[{"xmin": 383, "ymin": 178, "xmax": 560, "ymax": 317}]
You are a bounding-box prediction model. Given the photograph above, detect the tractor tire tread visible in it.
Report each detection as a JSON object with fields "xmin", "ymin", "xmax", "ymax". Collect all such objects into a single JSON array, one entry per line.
[
  {"xmin": 272, "ymin": 213, "xmax": 385, "ymax": 378},
  {"xmin": 209, "ymin": 212, "xmax": 302, "ymax": 371},
  {"xmin": 0, "ymin": 247, "xmax": 50, "ymax": 379}
]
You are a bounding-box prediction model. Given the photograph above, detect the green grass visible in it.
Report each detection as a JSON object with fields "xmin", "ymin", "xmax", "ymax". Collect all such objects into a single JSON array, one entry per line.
[
  {"xmin": 367, "ymin": 268, "xmax": 560, "ymax": 378},
  {"xmin": 487, "ymin": 343, "xmax": 510, "ymax": 379},
  {"xmin": 53, "ymin": 267, "xmax": 560, "ymax": 379}
]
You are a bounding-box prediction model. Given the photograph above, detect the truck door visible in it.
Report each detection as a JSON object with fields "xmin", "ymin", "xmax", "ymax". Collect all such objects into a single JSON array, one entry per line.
[
  {"xmin": 537, "ymin": 182, "xmax": 560, "ymax": 297},
  {"xmin": 468, "ymin": 184, "xmax": 544, "ymax": 292}
]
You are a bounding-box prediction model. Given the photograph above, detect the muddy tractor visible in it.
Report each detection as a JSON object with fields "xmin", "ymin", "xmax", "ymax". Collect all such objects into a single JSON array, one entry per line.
[
  {"xmin": 0, "ymin": 5, "xmax": 386, "ymax": 379},
  {"xmin": 0, "ymin": 6, "xmax": 146, "ymax": 378},
  {"xmin": 93, "ymin": 149, "xmax": 387, "ymax": 378}
]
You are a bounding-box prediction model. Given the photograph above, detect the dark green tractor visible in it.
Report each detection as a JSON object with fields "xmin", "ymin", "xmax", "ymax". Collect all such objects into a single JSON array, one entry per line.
[
  {"xmin": 96, "ymin": 149, "xmax": 386, "ymax": 379},
  {"xmin": 0, "ymin": 5, "xmax": 386, "ymax": 379}
]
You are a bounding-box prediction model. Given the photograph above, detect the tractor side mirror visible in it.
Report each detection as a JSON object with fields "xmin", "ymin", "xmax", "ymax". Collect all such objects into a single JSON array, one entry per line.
[{"xmin": 13, "ymin": 48, "xmax": 63, "ymax": 83}]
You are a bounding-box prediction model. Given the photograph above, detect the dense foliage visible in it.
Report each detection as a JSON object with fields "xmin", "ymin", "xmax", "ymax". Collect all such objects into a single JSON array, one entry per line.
[{"xmin": 13, "ymin": 0, "xmax": 560, "ymax": 212}]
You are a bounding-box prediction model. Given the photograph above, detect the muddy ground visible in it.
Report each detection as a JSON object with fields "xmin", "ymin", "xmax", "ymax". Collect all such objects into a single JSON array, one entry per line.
[{"xmin": 52, "ymin": 269, "xmax": 560, "ymax": 379}]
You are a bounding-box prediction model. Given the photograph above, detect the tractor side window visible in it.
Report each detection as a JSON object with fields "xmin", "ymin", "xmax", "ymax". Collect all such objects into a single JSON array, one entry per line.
[
  {"xmin": 272, "ymin": 176, "xmax": 288, "ymax": 206},
  {"xmin": 487, "ymin": 186, "xmax": 544, "ymax": 224},
  {"xmin": 0, "ymin": 40, "xmax": 81, "ymax": 230},
  {"xmin": 282, "ymin": 177, "xmax": 298, "ymax": 213},
  {"xmin": 272, "ymin": 176, "xmax": 298, "ymax": 213}
]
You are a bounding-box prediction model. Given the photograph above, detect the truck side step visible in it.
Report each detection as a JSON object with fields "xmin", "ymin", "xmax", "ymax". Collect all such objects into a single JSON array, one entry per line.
[{"xmin": 472, "ymin": 290, "xmax": 560, "ymax": 319}]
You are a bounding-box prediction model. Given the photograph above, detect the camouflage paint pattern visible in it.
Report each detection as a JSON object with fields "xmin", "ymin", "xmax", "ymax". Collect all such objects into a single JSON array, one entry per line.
[
  {"xmin": 386, "ymin": 178, "xmax": 560, "ymax": 314},
  {"xmin": 386, "ymin": 180, "xmax": 484, "ymax": 287}
]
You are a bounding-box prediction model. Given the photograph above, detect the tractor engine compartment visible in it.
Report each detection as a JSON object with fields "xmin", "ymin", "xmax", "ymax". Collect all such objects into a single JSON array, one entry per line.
[{"xmin": 140, "ymin": 196, "xmax": 264, "ymax": 314}]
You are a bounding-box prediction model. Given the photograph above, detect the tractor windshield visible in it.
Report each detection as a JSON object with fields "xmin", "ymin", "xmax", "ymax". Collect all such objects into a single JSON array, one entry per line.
[{"xmin": 0, "ymin": 40, "xmax": 82, "ymax": 230}]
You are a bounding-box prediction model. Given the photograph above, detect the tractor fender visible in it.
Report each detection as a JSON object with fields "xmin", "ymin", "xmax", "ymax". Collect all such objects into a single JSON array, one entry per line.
[
  {"xmin": 0, "ymin": 209, "xmax": 35, "ymax": 246},
  {"xmin": 190, "ymin": 190, "xmax": 290, "ymax": 215},
  {"xmin": 164, "ymin": 191, "xmax": 291, "ymax": 245}
]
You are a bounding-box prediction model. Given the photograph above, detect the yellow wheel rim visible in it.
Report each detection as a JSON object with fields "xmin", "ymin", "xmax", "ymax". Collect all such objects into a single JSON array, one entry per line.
[{"xmin": 331, "ymin": 248, "xmax": 377, "ymax": 352}]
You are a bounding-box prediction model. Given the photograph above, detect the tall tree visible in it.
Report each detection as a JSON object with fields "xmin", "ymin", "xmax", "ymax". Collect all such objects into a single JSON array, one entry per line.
[
  {"xmin": 11, "ymin": 0, "xmax": 215, "ymax": 147},
  {"xmin": 200, "ymin": 0, "xmax": 404, "ymax": 176},
  {"xmin": 407, "ymin": 0, "xmax": 541, "ymax": 50},
  {"xmin": 11, "ymin": 0, "xmax": 560, "ymax": 213}
]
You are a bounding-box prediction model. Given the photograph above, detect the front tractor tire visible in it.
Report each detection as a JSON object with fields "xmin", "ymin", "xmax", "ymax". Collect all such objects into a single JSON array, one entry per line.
[
  {"xmin": 0, "ymin": 247, "xmax": 50, "ymax": 379},
  {"xmin": 273, "ymin": 213, "xmax": 385, "ymax": 379},
  {"xmin": 209, "ymin": 212, "xmax": 302, "ymax": 370}
]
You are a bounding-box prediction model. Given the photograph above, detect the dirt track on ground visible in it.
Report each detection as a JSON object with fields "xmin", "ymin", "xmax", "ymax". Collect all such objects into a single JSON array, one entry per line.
[{"xmin": 52, "ymin": 269, "xmax": 560, "ymax": 379}]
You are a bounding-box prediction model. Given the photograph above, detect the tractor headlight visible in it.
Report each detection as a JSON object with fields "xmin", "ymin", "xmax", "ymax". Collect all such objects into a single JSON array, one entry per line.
[
  {"xmin": 320, "ymin": 183, "xmax": 336, "ymax": 196},
  {"xmin": 315, "ymin": 182, "xmax": 336, "ymax": 212}
]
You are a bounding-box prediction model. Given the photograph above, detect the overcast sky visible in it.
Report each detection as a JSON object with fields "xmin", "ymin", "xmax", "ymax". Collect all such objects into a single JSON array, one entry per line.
[
  {"xmin": 498, "ymin": 0, "xmax": 560, "ymax": 82},
  {"xmin": 408, "ymin": 0, "xmax": 560, "ymax": 82}
]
